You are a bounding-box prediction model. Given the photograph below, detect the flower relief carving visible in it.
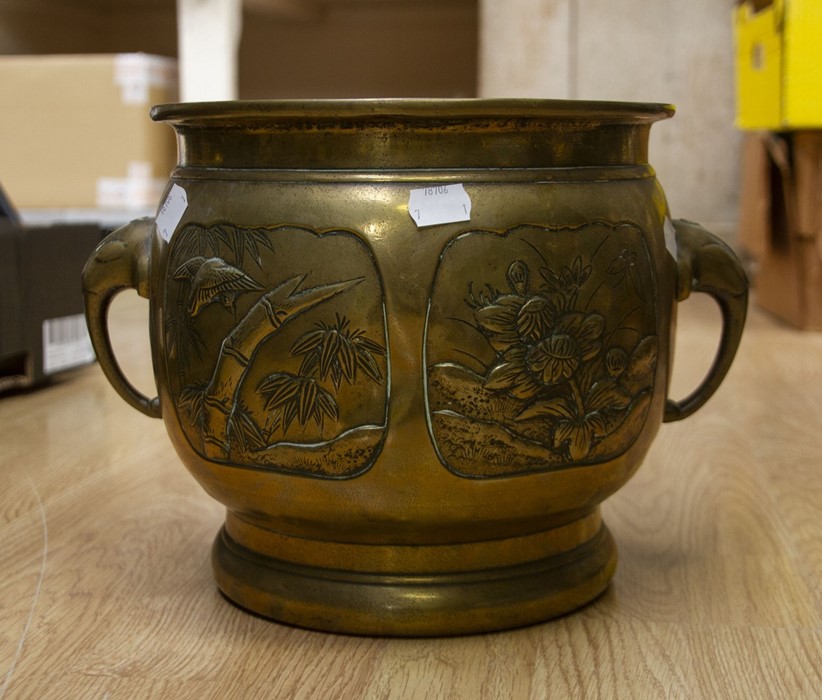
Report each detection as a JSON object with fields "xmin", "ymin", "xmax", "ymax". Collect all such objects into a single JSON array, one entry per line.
[{"xmin": 426, "ymin": 223, "xmax": 659, "ymax": 477}]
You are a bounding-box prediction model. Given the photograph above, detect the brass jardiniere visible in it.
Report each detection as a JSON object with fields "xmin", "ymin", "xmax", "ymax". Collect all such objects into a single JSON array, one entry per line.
[{"xmin": 83, "ymin": 100, "xmax": 747, "ymax": 636}]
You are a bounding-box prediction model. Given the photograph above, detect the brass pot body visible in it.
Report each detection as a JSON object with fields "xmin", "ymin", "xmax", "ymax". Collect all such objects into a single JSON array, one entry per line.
[{"xmin": 83, "ymin": 100, "xmax": 748, "ymax": 635}]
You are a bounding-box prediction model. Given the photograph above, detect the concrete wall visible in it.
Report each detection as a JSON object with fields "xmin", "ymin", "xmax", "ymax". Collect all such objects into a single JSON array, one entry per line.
[{"xmin": 479, "ymin": 0, "xmax": 742, "ymax": 241}]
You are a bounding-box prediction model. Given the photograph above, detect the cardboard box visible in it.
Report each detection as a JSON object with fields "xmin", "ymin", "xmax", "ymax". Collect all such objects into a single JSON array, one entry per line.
[
  {"xmin": 0, "ymin": 53, "xmax": 177, "ymax": 209},
  {"xmin": 739, "ymin": 131, "xmax": 822, "ymax": 329},
  {"xmin": 734, "ymin": 0, "xmax": 822, "ymax": 129},
  {"xmin": 0, "ymin": 221, "xmax": 102, "ymax": 391}
]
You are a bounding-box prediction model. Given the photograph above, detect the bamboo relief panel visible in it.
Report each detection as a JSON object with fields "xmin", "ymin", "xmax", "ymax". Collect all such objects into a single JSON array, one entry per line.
[{"xmin": 163, "ymin": 223, "xmax": 388, "ymax": 478}]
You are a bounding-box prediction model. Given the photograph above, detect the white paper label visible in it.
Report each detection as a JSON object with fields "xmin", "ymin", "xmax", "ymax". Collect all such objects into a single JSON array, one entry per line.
[
  {"xmin": 663, "ymin": 217, "xmax": 678, "ymax": 260},
  {"xmin": 408, "ymin": 184, "xmax": 472, "ymax": 228},
  {"xmin": 43, "ymin": 315, "xmax": 95, "ymax": 375},
  {"xmin": 156, "ymin": 184, "xmax": 188, "ymax": 242}
]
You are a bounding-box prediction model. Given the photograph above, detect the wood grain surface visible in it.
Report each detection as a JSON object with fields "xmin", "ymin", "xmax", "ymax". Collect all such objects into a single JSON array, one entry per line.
[{"xmin": 1, "ymin": 291, "xmax": 820, "ymax": 699}]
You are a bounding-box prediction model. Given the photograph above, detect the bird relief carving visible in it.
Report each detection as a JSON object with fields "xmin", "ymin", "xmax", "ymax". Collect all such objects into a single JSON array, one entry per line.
[
  {"xmin": 163, "ymin": 222, "xmax": 388, "ymax": 479},
  {"xmin": 173, "ymin": 257, "xmax": 264, "ymax": 317}
]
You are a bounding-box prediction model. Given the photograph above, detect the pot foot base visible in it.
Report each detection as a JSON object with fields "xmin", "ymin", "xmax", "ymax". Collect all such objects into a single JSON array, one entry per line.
[{"xmin": 211, "ymin": 523, "xmax": 617, "ymax": 637}]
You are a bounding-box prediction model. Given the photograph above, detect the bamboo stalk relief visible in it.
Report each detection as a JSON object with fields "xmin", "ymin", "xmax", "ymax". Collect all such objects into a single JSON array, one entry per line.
[{"xmin": 165, "ymin": 223, "xmax": 388, "ymax": 476}]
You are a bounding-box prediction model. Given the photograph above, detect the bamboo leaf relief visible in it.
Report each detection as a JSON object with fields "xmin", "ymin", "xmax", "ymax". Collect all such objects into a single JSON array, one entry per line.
[
  {"xmin": 290, "ymin": 315, "xmax": 386, "ymax": 389},
  {"xmin": 168, "ymin": 223, "xmax": 388, "ymax": 479},
  {"xmin": 258, "ymin": 372, "xmax": 302, "ymax": 412},
  {"xmin": 355, "ymin": 345, "xmax": 384, "ymax": 384},
  {"xmin": 257, "ymin": 372, "xmax": 339, "ymax": 434},
  {"xmin": 229, "ymin": 405, "xmax": 267, "ymax": 452},
  {"xmin": 337, "ymin": 337, "xmax": 358, "ymax": 383}
]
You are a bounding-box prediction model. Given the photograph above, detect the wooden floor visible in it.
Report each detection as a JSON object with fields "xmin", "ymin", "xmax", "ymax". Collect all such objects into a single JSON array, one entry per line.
[{"xmin": 1, "ymin": 291, "xmax": 821, "ymax": 699}]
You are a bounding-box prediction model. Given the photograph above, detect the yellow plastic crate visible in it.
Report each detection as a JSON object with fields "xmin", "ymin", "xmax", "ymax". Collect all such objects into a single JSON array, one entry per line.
[{"xmin": 735, "ymin": 0, "xmax": 822, "ymax": 129}]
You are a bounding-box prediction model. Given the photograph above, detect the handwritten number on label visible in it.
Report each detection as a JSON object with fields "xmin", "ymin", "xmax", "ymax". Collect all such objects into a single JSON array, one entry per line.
[
  {"xmin": 408, "ymin": 184, "xmax": 472, "ymax": 228},
  {"xmin": 156, "ymin": 184, "xmax": 188, "ymax": 242}
]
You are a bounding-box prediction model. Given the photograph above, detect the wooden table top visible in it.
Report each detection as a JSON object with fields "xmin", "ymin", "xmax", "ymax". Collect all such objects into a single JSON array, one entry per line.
[{"xmin": 1, "ymin": 291, "xmax": 821, "ymax": 699}]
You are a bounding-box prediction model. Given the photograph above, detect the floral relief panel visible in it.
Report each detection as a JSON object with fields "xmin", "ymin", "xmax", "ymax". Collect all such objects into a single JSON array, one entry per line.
[{"xmin": 425, "ymin": 222, "xmax": 659, "ymax": 478}]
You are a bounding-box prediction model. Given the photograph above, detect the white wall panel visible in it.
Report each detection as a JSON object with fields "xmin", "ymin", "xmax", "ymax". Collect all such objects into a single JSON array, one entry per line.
[{"xmin": 479, "ymin": 0, "xmax": 741, "ymax": 240}]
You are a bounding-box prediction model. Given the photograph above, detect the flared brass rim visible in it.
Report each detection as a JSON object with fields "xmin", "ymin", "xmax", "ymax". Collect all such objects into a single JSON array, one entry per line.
[
  {"xmin": 152, "ymin": 98, "xmax": 674, "ymax": 169},
  {"xmin": 151, "ymin": 98, "xmax": 674, "ymax": 126}
]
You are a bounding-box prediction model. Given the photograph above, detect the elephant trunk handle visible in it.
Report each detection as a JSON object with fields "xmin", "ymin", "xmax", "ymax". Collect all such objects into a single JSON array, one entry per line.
[
  {"xmin": 82, "ymin": 217, "xmax": 161, "ymax": 419},
  {"xmin": 664, "ymin": 219, "xmax": 748, "ymax": 422}
]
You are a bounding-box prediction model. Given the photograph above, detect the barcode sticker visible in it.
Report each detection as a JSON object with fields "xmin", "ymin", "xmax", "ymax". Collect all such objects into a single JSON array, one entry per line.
[
  {"xmin": 156, "ymin": 184, "xmax": 188, "ymax": 242},
  {"xmin": 408, "ymin": 184, "xmax": 472, "ymax": 228},
  {"xmin": 43, "ymin": 315, "xmax": 95, "ymax": 375}
]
